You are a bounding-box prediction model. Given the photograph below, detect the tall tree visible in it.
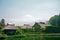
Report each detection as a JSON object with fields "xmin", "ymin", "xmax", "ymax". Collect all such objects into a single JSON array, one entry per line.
[
  {"xmin": 49, "ymin": 13, "xmax": 60, "ymax": 27},
  {"xmin": 49, "ymin": 15, "xmax": 58, "ymax": 26},
  {"xmin": 1, "ymin": 19, "xmax": 5, "ymax": 26},
  {"xmin": 57, "ymin": 14, "xmax": 60, "ymax": 26}
]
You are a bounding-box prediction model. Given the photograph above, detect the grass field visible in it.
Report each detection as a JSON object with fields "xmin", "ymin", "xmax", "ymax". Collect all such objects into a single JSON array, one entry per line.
[{"xmin": 6, "ymin": 33, "xmax": 60, "ymax": 40}]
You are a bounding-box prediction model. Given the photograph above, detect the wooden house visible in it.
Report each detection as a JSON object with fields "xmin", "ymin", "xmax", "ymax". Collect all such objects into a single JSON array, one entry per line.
[{"xmin": 2, "ymin": 24, "xmax": 18, "ymax": 35}]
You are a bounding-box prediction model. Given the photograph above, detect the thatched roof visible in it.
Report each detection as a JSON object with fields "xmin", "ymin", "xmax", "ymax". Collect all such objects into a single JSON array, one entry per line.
[{"xmin": 2, "ymin": 25, "xmax": 18, "ymax": 30}]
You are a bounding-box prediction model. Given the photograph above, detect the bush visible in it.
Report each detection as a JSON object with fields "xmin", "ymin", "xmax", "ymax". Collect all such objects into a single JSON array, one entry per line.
[
  {"xmin": 0, "ymin": 34, "xmax": 7, "ymax": 40},
  {"xmin": 16, "ymin": 27, "xmax": 25, "ymax": 36},
  {"xmin": 44, "ymin": 26, "xmax": 60, "ymax": 33}
]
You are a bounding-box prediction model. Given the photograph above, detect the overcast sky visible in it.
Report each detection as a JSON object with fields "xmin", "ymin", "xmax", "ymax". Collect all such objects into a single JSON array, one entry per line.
[{"xmin": 0, "ymin": 0, "xmax": 60, "ymax": 26}]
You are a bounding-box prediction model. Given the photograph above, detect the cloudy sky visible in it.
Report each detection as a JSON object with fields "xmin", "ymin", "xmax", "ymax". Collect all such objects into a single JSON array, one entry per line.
[{"xmin": 0, "ymin": 0, "xmax": 60, "ymax": 26}]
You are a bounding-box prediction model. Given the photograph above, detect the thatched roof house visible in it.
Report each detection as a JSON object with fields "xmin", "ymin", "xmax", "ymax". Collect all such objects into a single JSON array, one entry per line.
[
  {"xmin": 3, "ymin": 25, "xmax": 18, "ymax": 30},
  {"xmin": 21, "ymin": 24, "xmax": 32, "ymax": 29},
  {"xmin": 2, "ymin": 24, "xmax": 18, "ymax": 35}
]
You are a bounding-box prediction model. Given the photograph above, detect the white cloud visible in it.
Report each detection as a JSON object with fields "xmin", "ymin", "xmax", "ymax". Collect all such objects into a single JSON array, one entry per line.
[
  {"xmin": 21, "ymin": 14, "xmax": 35, "ymax": 22},
  {"xmin": 5, "ymin": 14, "xmax": 41, "ymax": 26},
  {"xmin": 8, "ymin": 14, "xmax": 35, "ymax": 22}
]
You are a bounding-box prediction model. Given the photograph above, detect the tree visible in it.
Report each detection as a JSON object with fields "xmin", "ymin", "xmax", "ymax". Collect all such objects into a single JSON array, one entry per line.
[
  {"xmin": 57, "ymin": 14, "xmax": 60, "ymax": 26},
  {"xmin": 49, "ymin": 14, "xmax": 60, "ymax": 27},
  {"xmin": 16, "ymin": 26, "xmax": 24, "ymax": 36},
  {"xmin": 0, "ymin": 19, "xmax": 5, "ymax": 26},
  {"xmin": 45, "ymin": 14, "xmax": 60, "ymax": 33},
  {"xmin": 49, "ymin": 15, "xmax": 58, "ymax": 26},
  {"xmin": 45, "ymin": 26, "xmax": 60, "ymax": 33},
  {"xmin": 33, "ymin": 22, "xmax": 41, "ymax": 32}
]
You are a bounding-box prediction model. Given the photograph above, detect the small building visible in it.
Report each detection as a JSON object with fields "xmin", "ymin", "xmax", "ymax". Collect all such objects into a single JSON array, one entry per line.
[
  {"xmin": 38, "ymin": 22, "xmax": 47, "ymax": 28},
  {"xmin": 39, "ymin": 22, "xmax": 51, "ymax": 28},
  {"xmin": 33, "ymin": 22, "xmax": 51, "ymax": 31},
  {"xmin": 2, "ymin": 24, "xmax": 18, "ymax": 35},
  {"xmin": 38, "ymin": 22, "xmax": 51, "ymax": 31},
  {"xmin": 21, "ymin": 24, "xmax": 32, "ymax": 29}
]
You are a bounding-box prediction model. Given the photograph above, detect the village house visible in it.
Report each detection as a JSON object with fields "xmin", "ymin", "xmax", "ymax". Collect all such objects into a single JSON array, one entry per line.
[
  {"xmin": 21, "ymin": 22, "xmax": 51, "ymax": 30},
  {"xmin": 33, "ymin": 22, "xmax": 51, "ymax": 30},
  {"xmin": 21, "ymin": 24, "xmax": 32, "ymax": 29},
  {"xmin": 2, "ymin": 23, "xmax": 18, "ymax": 35},
  {"xmin": 38, "ymin": 22, "xmax": 50, "ymax": 29}
]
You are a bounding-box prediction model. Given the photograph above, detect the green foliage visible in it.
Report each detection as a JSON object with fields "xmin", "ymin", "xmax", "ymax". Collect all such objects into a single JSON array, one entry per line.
[
  {"xmin": 0, "ymin": 26, "xmax": 4, "ymax": 33},
  {"xmin": 16, "ymin": 26, "xmax": 25, "ymax": 36},
  {"xmin": 49, "ymin": 15, "xmax": 58, "ymax": 26},
  {"xmin": 22, "ymin": 29, "xmax": 33, "ymax": 33},
  {"xmin": 49, "ymin": 14, "xmax": 60, "ymax": 27},
  {"xmin": 0, "ymin": 26, "xmax": 3, "ymax": 29},
  {"xmin": 0, "ymin": 34, "xmax": 7, "ymax": 40},
  {"xmin": 47, "ymin": 14, "xmax": 60, "ymax": 33},
  {"xmin": 33, "ymin": 22, "xmax": 41, "ymax": 32},
  {"xmin": 57, "ymin": 14, "xmax": 60, "ymax": 26},
  {"xmin": 45, "ymin": 26, "xmax": 60, "ymax": 33}
]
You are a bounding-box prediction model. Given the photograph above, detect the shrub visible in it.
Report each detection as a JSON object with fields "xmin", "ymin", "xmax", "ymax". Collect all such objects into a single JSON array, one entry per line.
[
  {"xmin": 0, "ymin": 34, "xmax": 7, "ymax": 40},
  {"xmin": 45, "ymin": 26, "xmax": 60, "ymax": 33}
]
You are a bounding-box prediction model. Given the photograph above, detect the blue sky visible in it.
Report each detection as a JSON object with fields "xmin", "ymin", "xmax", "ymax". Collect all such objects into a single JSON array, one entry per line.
[{"xmin": 0, "ymin": 0, "xmax": 60, "ymax": 25}]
